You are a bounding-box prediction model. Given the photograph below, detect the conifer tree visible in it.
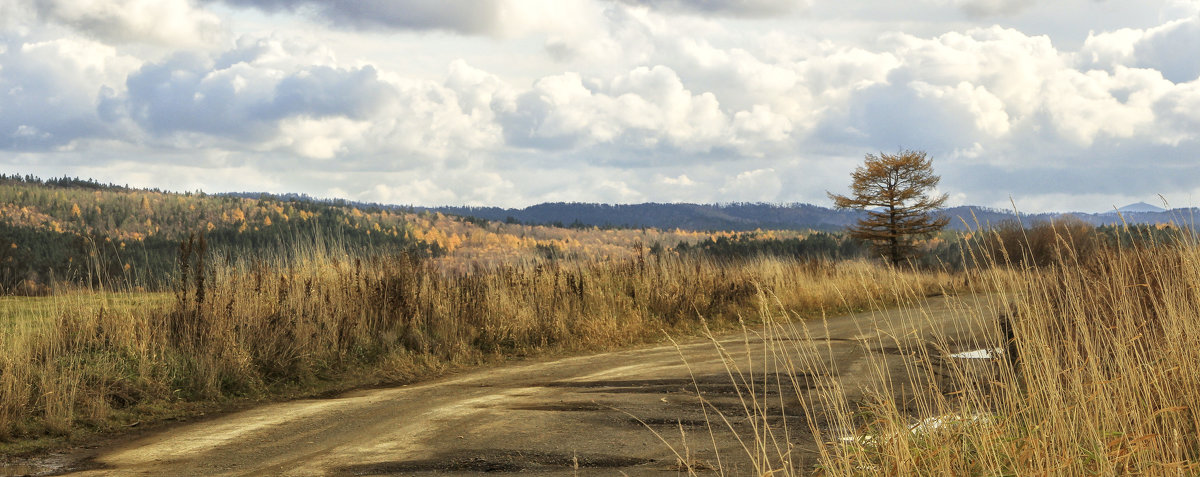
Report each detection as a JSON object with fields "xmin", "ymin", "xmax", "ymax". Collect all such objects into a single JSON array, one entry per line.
[{"xmin": 828, "ymin": 150, "xmax": 949, "ymax": 266}]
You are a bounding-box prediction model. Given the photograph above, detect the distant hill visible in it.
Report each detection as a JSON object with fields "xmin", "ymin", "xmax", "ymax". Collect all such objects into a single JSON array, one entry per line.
[
  {"xmin": 426, "ymin": 203, "xmax": 1195, "ymax": 232},
  {"xmin": 428, "ymin": 202, "xmax": 859, "ymax": 232},
  {"xmin": 1110, "ymin": 202, "xmax": 1167, "ymax": 214}
]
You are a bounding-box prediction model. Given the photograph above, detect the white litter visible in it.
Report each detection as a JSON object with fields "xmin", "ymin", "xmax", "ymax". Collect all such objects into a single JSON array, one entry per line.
[
  {"xmin": 949, "ymin": 348, "xmax": 1004, "ymax": 359},
  {"xmin": 838, "ymin": 433, "xmax": 873, "ymax": 444},
  {"xmin": 836, "ymin": 412, "xmax": 991, "ymax": 444},
  {"xmin": 908, "ymin": 412, "xmax": 990, "ymax": 433}
]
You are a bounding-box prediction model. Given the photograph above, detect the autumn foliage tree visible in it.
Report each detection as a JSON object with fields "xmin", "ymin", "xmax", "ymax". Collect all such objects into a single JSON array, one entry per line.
[{"xmin": 828, "ymin": 150, "xmax": 949, "ymax": 266}]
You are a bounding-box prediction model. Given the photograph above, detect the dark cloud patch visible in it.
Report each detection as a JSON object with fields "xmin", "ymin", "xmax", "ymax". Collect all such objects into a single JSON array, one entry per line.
[
  {"xmin": 211, "ymin": 0, "xmax": 504, "ymax": 35},
  {"xmin": 615, "ymin": 0, "xmax": 803, "ymax": 17},
  {"xmin": 262, "ymin": 66, "xmax": 394, "ymax": 119},
  {"xmin": 1154, "ymin": 86, "xmax": 1200, "ymax": 138},
  {"xmin": 22, "ymin": 0, "xmax": 221, "ymax": 45},
  {"xmin": 1132, "ymin": 18, "xmax": 1200, "ymax": 83},
  {"xmin": 944, "ymin": 138, "xmax": 1200, "ymax": 202},
  {"xmin": 1081, "ymin": 17, "xmax": 1200, "ymax": 83},
  {"xmin": 498, "ymin": 90, "xmax": 585, "ymax": 151},
  {"xmin": 117, "ymin": 52, "xmax": 243, "ymax": 137},
  {"xmin": 957, "ymin": 0, "xmax": 1037, "ymax": 18},
  {"xmin": 815, "ymin": 81, "xmax": 988, "ymax": 154},
  {"xmin": 110, "ymin": 45, "xmax": 395, "ymax": 142},
  {"xmin": 0, "ymin": 38, "xmax": 118, "ymax": 151}
]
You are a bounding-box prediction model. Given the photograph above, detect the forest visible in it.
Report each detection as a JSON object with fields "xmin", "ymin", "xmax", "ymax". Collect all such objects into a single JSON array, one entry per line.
[{"xmin": 0, "ymin": 175, "xmax": 437, "ymax": 293}]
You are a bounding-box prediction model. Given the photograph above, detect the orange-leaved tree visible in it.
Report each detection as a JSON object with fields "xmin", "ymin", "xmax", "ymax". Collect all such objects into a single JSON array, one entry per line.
[{"xmin": 828, "ymin": 150, "xmax": 949, "ymax": 266}]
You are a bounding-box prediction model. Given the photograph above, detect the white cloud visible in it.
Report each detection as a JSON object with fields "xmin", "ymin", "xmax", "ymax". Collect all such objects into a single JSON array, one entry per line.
[
  {"xmin": 1040, "ymin": 67, "xmax": 1166, "ymax": 146},
  {"xmin": 661, "ymin": 174, "xmax": 695, "ymax": 186},
  {"xmin": 719, "ymin": 168, "xmax": 783, "ymax": 202},
  {"xmin": 369, "ymin": 179, "xmax": 459, "ymax": 206},
  {"xmin": 271, "ymin": 117, "xmax": 368, "ymax": 160},
  {"xmin": 359, "ymin": 74, "xmax": 504, "ymax": 161},
  {"xmin": 910, "ymin": 81, "xmax": 1010, "ymax": 137},
  {"xmin": 732, "ymin": 104, "xmax": 793, "ymax": 145},
  {"xmin": 808, "ymin": 25, "xmax": 1192, "ymax": 157},
  {"xmin": 358, "ymin": 165, "xmax": 520, "ymax": 206},
  {"xmin": 498, "ymin": 66, "xmax": 734, "ymax": 154},
  {"xmin": 888, "ymin": 27, "xmax": 1062, "ymax": 120}
]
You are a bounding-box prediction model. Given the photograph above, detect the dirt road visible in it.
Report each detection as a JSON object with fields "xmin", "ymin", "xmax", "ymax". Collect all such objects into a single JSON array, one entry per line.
[{"xmin": 32, "ymin": 293, "xmax": 1005, "ymax": 476}]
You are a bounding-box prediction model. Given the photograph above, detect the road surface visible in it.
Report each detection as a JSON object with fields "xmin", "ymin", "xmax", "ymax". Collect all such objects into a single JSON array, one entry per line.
[{"xmin": 22, "ymin": 292, "xmax": 1006, "ymax": 476}]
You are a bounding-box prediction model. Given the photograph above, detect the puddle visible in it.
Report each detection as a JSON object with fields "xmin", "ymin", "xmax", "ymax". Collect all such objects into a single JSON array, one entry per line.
[
  {"xmin": 335, "ymin": 449, "xmax": 653, "ymax": 474},
  {"xmin": 949, "ymin": 348, "xmax": 1003, "ymax": 359}
]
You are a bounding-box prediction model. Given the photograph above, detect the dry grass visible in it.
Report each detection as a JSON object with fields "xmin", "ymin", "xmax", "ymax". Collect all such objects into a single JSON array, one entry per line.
[
  {"xmin": 0, "ymin": 243, "xmax": 953, "ymax": 453},
  {"xmin": 693, "ymin": 226, "xmax": 1200, "ymax": 475}
]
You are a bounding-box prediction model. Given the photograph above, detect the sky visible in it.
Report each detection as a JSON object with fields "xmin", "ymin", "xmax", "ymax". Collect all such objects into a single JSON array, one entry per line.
[{"xmin": 1, "ymin": 0, "xmax": 1198, "ymax": 213}]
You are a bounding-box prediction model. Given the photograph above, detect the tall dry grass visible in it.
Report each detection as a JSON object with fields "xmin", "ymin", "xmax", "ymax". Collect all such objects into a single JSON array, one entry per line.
[
  {"xmin": 0, "ymin": 242, "xmax": 953, "ymax": 451},
  {"xmin": 706, "ymin": 224, "xmax": 1200, "ymax": 475}
]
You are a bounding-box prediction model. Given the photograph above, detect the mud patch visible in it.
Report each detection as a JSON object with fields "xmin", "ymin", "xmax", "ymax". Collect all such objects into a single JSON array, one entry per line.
[
  {"xmin": 507, "ymin": 401, "xmax": 609, "ymax": 412},
  {"xmin": 543, "ymin": 373, "xmax": 815, "ymax": 396},
  {"xmin": 0, "ymin": 454, "xmax": 107, "ymax": 477},
  {"xmin": 630, "ymin": 412, "xmax": 809, "ymax": 431},
  {"xmin": 335, "ymin": 449, "xmax": 653, "ymax": 474},
  {"xmin": 630, "ymin": 416, "xmax": 713, "ymax": 429},
  {"xmin": 772, "ymin": 336, "xmax": 866, "ymax": 342},
  {"xmin": 0, "ymin": 462, "xmax": 49, "ymax": 477}
]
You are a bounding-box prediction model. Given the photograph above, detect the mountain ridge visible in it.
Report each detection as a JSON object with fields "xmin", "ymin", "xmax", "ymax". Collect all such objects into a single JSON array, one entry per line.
[{"xmin": 423, "ymin": 202, "xmax": 1193, "ymax": 232}]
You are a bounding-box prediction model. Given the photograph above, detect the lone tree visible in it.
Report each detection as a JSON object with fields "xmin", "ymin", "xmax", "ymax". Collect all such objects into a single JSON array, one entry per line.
[{"xmin": 828, "ymin": 150, "xmax": 949, "ymax": 266}]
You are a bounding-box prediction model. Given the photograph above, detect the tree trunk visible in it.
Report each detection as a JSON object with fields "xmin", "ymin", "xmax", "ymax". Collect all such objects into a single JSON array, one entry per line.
[{"xmin": 888, "ymin": 205, "xmax": 900, "ymax": 266}]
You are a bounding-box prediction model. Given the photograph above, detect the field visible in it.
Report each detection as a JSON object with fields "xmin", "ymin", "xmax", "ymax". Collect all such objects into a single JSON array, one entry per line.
[{"xmin": 0, "ymin": 243, "xmax": 954, "ymax": 457}]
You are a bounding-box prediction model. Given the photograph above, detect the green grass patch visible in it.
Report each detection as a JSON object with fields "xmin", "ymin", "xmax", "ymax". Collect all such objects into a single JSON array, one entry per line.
[{"xmin": 0, "ymin": 292, "xmax": 171, "ymax": 328}]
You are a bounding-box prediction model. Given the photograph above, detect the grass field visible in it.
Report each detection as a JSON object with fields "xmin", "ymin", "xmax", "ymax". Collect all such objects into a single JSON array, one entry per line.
[{"xmin": 0, "ymin": 248, "xmax": 956, "ymax": 456}]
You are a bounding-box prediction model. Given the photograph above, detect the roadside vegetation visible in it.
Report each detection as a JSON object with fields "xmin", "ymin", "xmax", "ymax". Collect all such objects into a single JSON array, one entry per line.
[{"xmin": 692, "ymin": 219, "xmax": 1200, "ymax": 475}]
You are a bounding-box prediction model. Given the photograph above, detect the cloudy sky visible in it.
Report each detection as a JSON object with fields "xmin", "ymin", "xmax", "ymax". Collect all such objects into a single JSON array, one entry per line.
[{"xmin": 1, "ymin": 0, "xmax": 1198, "ymax": 212}]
